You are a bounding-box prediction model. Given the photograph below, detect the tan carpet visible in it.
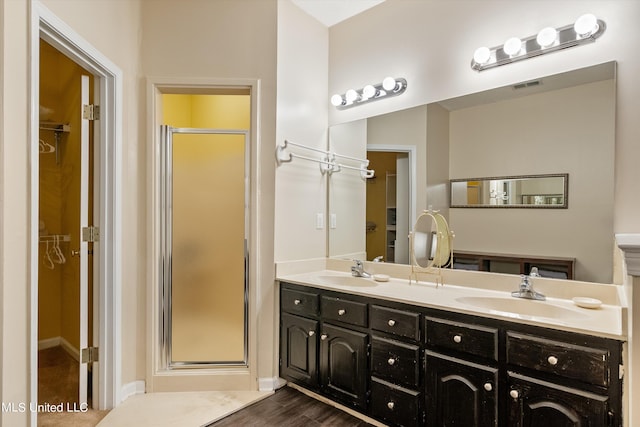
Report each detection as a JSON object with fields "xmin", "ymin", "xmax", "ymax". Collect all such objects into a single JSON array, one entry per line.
[{"xmin": 38, "ymin": 346, "xmax": 110, "ymax": 427}]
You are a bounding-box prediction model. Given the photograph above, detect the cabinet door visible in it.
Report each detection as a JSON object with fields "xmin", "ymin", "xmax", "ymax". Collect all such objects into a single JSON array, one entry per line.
[
  {"xmin": 507, "ymin": 372, "xmax": 610, "ymax": 427},
  {"xmin": 280, "ymin": 313, "xmax": 318, "ymax": 387},
  {"xmin": 426, "ymin": 351, "xmax": 498, "ymax": 427},
  {"xmin": 320, "ymin": 323, "xmax": 368, "ymax": 410}
]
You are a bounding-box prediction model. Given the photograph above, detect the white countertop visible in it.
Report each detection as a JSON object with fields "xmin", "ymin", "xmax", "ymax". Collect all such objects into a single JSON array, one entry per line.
[{"xmin": 277, "ymin": 268, "xmax": 626, "ymax": 340}]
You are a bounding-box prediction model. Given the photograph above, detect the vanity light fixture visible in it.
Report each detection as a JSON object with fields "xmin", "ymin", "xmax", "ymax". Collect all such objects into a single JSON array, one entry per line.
[
  {"xmin": 331, "ymin": 77, "xmax": 407, "ymax": 109},
  {"xmin": 471, "ymin": 13, "xmax": 606, "ymax": 71}
]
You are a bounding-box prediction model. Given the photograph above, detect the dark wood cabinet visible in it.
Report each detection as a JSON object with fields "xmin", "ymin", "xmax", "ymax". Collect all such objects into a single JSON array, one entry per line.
[
  {"xmin": 279, "ymin": 282, "xmax": 623, "ymax": 427},
  {"xmin": 507, "ymin": 372, "xmax": 611, "ymax": 427},
  {"xmin": 280, "ymin": 312, "xmax": 318, "ymax": 387},
  {"xmin": 425, "ymin": 351, "xmax": 498, "ymax": 427},
  {"xmin": 319, "ymin": 323, "xmax": 368, "ymax": 409}
]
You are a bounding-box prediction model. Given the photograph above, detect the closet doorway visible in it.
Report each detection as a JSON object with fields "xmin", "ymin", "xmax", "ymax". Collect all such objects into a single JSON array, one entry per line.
[
  {"xmin": 366, "ymin": 148, "xmax": 413, "ymax": 264},
  {"xmin": 37, "ymin": 39, "xmax": 97, "ymax": 415}
]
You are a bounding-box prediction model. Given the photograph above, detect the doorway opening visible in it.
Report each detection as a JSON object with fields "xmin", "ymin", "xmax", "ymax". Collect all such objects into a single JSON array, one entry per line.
[
  {"xmin": 366, "ymin": 148, "xmax": 414, "ymax": 264},
  {"xmin": 31, "ymin": 4, "xmax": 123, "ymax": 422},
  {"xmin": 37, "ymin": 38, "xmax": 105, "ymax": 422}
]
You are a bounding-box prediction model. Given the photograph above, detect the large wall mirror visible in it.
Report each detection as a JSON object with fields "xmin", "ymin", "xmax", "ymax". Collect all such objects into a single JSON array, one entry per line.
[{"xmin": 329, "ymin": 62, "xmax": 616, "ymax": 284}]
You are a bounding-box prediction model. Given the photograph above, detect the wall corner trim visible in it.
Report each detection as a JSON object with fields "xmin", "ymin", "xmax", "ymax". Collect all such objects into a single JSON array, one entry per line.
[
  {"xmin": 120, "ymin": 381, "xmax": 146, "ymax": 402},
  {"xmin": 258, "ymin": 377, "xmax": 287, "ymax": 392},
  {"xmin": 616, "ymin": 233, "xmax": 640, "ymax": 276}
]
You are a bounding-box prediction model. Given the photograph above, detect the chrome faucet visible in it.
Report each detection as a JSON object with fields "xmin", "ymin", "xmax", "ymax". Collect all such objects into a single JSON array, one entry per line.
[
  {"xmin": 511, "ymin": 268, "xmax": 545, "ymax": 300},
  {"xmin": 351, "ymin": 260, "xmax": 372, "ymax": 278}
]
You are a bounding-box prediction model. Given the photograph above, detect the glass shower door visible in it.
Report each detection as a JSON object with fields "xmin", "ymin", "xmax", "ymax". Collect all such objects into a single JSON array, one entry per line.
[{"xmin": 161, "ymin": 126, "xmax": 249, "ymax": 367}]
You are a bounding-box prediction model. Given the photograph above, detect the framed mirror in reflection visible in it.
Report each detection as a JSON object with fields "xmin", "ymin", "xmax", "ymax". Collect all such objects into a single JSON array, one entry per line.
[
  {"xmin": 328, "ymin": 62, "xmax": 616, "ymax": 284},
  {"xmin": 450, "ymin": 174, "xmax": 568, "ymax": 208}
]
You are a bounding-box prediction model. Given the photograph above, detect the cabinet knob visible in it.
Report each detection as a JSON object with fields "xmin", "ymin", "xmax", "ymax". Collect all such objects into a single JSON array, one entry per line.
[
  {"xmin": 510, "ymin": 390, "xmax": 519, "ymax": 400},
  {"xmin": 387, "ymin": 357, "xmax": 396, "ymax": 366},
  {"xmin": 387, "ymin": 401, "xmax": 395, "ymax": 410},
  {"xmin": 547, "ymin": 355, "xmax": 558, "ymax": 366},
  {"xmin": 453, "ymin": 334, "xmax": 462, "ymax": 343},
  {"xmin": 320, "ymin": 334, "xmax": 328, "ymax": 340},
  {"xmin": 338, "ymin": 309, "xmax": 346, "ymax": 316},
  {"xmin": 484, "ymin": 383, "xmax": 493, "ymax": 392},
  {"xmin": 308, "ymin": 331, "xmax": 315, "ymax": 337},
  {"xmin": 388, "ymin": 319, "xmax": 396, "ymax": 327},
  {"xmin": 294, "ymin": 299, "xmax": 301, "ymax": 305}
]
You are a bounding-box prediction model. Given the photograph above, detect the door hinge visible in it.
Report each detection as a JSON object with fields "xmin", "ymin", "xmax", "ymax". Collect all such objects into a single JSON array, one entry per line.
[
  {"xmin": 82, "ymin": 226, "xmax": 100, "ymax": 243},
  {"xmin": 81, "ymin": 347, "xmax": 99, "ymax": 364},
  {"xmin": 82, "ymin": 104, "xmax": 100, "ymax": 120}
]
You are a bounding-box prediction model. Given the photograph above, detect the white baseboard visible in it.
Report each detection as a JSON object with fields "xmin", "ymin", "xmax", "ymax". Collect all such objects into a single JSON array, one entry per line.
[
  {"xmin": 38, "ymin": 337, "xmax": 61, "ymax": 350},
  {"xmin": 121, "ymin": 380, "xmax": 146, "ymax": 402},
  {"xmin": 258, "ymin": 376, "xmax": 287, "ymax": 391},
  {"xmin": 38, "ymin": 336, "xmax": 80, "ymax": 361}
]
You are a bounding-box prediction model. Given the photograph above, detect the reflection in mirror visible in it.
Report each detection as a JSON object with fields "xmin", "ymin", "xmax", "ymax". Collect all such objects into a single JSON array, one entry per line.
[
  {"xmin": 450, "ymin": 174, "xmax": 568, "ymax": 208},
  {"xmin": 410, "ymin": 211, "xmax": 453, "ymax": 286},
  {"xmin": 328, "ymin": 61, "xmax": 616, "ymax": 284}
]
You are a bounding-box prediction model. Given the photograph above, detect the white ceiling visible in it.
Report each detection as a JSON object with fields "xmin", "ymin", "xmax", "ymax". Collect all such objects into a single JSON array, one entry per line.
[{"xmin": 290, "ymin": 0, "xmax": 385, "ymax": 27}]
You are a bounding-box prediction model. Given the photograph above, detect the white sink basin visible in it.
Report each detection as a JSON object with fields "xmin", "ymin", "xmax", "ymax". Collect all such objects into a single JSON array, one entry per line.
[
  {"xmin": 317, "ymin": 275, "xmax": 378, "ymax": 287},
  {"xmin": 455, "ymin": 296, "xmax": 588, "ymax": 320}
]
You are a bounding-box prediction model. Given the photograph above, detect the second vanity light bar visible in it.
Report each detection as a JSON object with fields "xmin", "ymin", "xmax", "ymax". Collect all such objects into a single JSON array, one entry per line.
[
  {"xmin": 471, "ymin": 13, "xmax": 606, "ymax": 71},
  {"xmin": 331, "ymin": 77, "xmax": 407, "ymax": 110}
]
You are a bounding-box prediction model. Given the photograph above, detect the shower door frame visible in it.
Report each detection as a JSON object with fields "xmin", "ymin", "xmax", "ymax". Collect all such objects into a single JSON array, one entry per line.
[{"xmin": 160, "ymin": 126, "xmax": 250, "ymax": 369}]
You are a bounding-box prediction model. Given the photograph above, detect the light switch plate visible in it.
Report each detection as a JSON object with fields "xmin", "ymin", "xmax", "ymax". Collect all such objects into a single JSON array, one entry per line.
[{"xmin": 316, "ymin": 213, "xmax": 324, "ymax": 229}]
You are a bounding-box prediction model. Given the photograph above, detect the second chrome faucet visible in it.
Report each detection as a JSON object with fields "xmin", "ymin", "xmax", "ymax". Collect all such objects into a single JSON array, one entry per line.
[{"xmin": 511, "ymin": 267, "xmax": 545, "ymax": 300}]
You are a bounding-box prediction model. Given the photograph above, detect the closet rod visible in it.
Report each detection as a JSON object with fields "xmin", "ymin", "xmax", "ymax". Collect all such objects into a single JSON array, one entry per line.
[
  {"xmin": 39, "ymin": 234, "xmax": 71, "ymax": 243},
  {"xmin": 39, "ymin": 123, "xmax": 71, "ymax": 133}
]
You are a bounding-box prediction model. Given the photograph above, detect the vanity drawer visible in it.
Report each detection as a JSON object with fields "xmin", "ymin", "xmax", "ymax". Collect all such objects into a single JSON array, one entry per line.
[
  {"xmin": 371, "ymin": 336, "xmax": 420, "ymax": 388},
  {"xmin": 506, "ymin": 331, "xmax": 610, "ymax": 387},
  {"xmin": 321, "ymin": 296, "xmax": 368, "ymax": 327},
  {"xmin": 281, "ymin": 287, "xmax": 319, "ymax": 317},
  {"xmin": 370, "ymin": 305, "xmax": 420, "ymax": 341},
  {"xmin": 425, "ymin": 317, "xmax": 498, "ymax": 361},
  {"xmin": 371, "ymin": 377, "xmax": 421, "ymax": 427}
]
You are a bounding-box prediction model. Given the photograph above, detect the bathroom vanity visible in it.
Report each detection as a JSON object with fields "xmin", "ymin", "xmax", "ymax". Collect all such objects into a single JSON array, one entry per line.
[{"xmin": 278, "ymin": 269, "xmax": 625, "ymax": 427}]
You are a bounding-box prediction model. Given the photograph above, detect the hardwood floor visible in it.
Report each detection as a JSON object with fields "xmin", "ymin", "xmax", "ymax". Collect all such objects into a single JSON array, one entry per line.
[{"xmin": 208, "ymin": 386, "xmax": 374, "ymax": 426}]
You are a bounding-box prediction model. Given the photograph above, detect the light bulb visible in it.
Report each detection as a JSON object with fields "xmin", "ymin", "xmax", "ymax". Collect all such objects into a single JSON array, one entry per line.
[
  {"xmin": 503, "ymin": 37, "xmax": 522, "ymax": 56},
  {"xmin": 536, "ymin": 27, "xmax": 558, "ymax": 48},
  {"xmin": 382, "ymin": 77, "xmax": 397, "ymax": 92},
  {"xmin": 362, "ymin": 85, "xmax": 377, "ymax": 100},
  {"xmin": 345, "ymin": 89, "xmax": 359, "ymax": 103},
  {"xmin": 574, "ymin": 13, "xmax": 598, "ymax": 38},
  {"xmin": 330, "ymin": 94, "xmax": 344, "ymax": 107},
  {"xmin": 473, "ymin": 46, "xmax": 491, "ymax": 64}
]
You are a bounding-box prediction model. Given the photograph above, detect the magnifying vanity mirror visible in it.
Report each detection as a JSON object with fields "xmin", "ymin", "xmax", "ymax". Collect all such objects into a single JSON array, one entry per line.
[
  {"xmin": 409, "ymin": 211, "xmax": 454, "ymax": 285},
  {"xmin": 328, "ymin": 61, "xmax": 616, "ymax": 284}
]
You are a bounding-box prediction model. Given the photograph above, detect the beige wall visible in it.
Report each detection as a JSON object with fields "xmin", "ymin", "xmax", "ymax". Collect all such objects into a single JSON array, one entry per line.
[
  {"xmin": 2, "ymin": 0, "xmax": 143, "ymax": 422},
  {"xmin": 275, "ymin": 0, "xmax": 328, "ymax": 262}
]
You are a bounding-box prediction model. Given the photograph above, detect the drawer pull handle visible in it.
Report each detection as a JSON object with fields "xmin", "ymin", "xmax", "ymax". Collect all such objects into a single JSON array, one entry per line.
[
  {"xmin": 387, "ymin": 402, "xmax": 395, "ymax": 410},
  {"xmin": 338, "ymin": 309, "xmax": 346, "ymax": 316},
  {"xmin": 387, "ymin": 358, "xmax": 396, "ymax": 366},
  {"xmin": 547, "ymin": 355, "xmax": 558, "ymax": 366},
  {"xmin": 308, "ymin": 331, "xmax": 315, "ymax": 337},
  {"xmin": 320, "ymin": 334, "xmax": 328, "ymax": 340},
  {"xmin": 388, "ymin": 319, "xmax": 396, "ymax": 327},
  {"xmin": 294, "ymin": 299, "xmax": 301, "ymax": 305},
  {"xmin": 510, "ymin": 390, "xmax": 519, "ymax": 400},
  {"xmin": 453, "ymin": 334, "xmax": 462, "ymax": 343},
  {"xmin": 484, "ymin": 383, "xmax": 492, "ymax": 392}
]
